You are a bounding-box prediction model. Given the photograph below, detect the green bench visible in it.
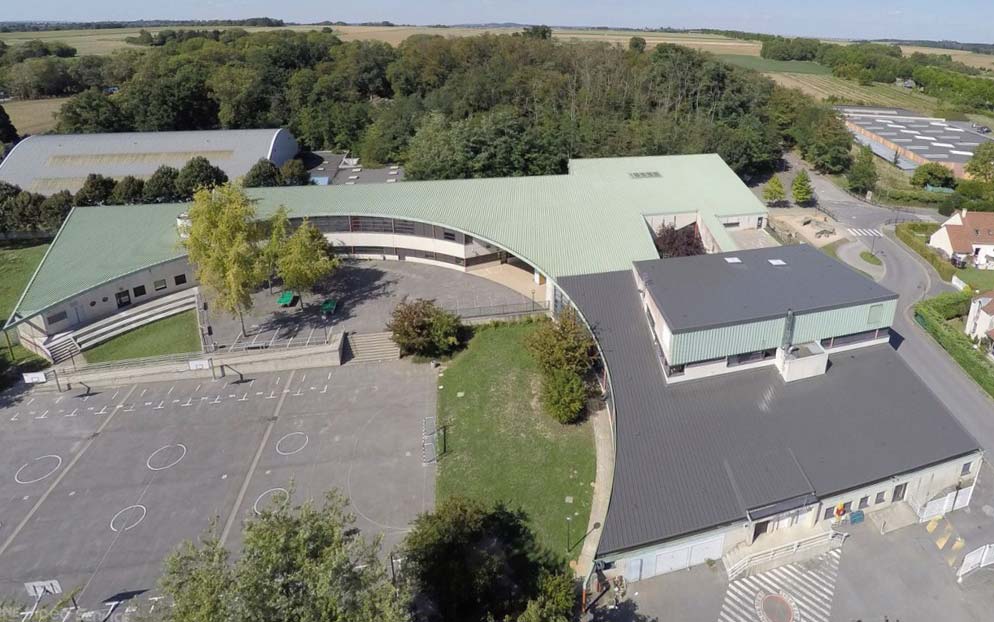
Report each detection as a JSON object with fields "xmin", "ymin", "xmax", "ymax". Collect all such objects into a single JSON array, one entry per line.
[
  {"xmin": 277, "ymin": 291, "xmax": 296, "ymax": 307},
  {"xmin": 320, "ymin": 299, "xmax": 338, "ymax": 316}
]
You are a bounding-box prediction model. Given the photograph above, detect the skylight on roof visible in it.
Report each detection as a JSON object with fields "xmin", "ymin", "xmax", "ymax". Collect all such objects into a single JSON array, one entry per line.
[
  {"xmin": 768, "ymin": 259, "xmax": 787, "ymax": 266},
  {"xmin": 629, "ymin": 171, "xmax": 662, "ymax": 179},
  {"xmin": 724, "ymin": 257, "xmax": 742, "ymax": 264}
]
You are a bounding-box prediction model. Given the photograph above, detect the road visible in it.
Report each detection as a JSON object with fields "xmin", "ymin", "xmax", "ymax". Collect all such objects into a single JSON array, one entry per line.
[{"xmin": 790, "ymin": 155, "xmax": 994, "ymax": 457}]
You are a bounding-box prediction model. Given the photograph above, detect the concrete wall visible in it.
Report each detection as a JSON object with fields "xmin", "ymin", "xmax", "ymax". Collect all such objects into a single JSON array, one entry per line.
[
  {"xmin": 966, "ymin": 299, "xmax": 994, "ymax": 341},
  {"xmin": 31, "ymin": 258, "xmax": 194, "ymax": 337}
]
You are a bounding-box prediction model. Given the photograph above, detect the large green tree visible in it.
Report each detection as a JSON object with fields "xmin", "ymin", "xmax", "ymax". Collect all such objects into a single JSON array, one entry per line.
[
  {"xmin": 0, "ymin": 105, "xmax": 18, "ymax": 144},
  {"xmin": 176, "ymin": 157, "xmax": 229, "ymax": 199},
  {"xmin": 792, "ymin": 169, "xmax": 815, "ymax": 204},
  {"xmin": 158, "ymin": 492, "xmax": 407, "ymax": 622},
  {"xmin": 242, "ymin": 159, "xmax": 284, "ymax": 188},
  {"xmin": 846, "ymin": 146, "xmax": 878, "ymax": 195},
  {"xmin": 966, "ymin": 142, "xmax": 994, "ymax": 184},
  {"xmin": 74, "ymin": 173, "xmax": 117, "ymax": 206},
  {"xmin": 56, "ymin": 88, "xmax": 127, "ymax": 133},
  {"xmin": 763, "ymin": 176, "xmax": 787, "ymax": 205},
  {"xmin": 143, "ymin": 165, "xmax": 181, "ymax": 203},
  {"xmin": 109, "ymin": 175, "xmax": 145, "ymax": 205},
  {"xmin": 276, "ymin": 218, "xmax": 338, "ymax": 304},
  {"xmin": 256, "ymin": 206, "xmax": 290, "ymax": 292},
  {"xmin": 911, "ymin": 162, "xmax": 956, "ymax": 188},
  {"xmin": 183, "ymin": 184, "xmax": 260, "ymax": 334}
]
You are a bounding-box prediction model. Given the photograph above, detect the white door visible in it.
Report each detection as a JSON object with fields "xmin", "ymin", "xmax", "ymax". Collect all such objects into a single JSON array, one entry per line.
[
  {"xmin": 689, "ymin": 535, "xmax": 725, "ymax": 566},
  {"xmin": 639, "ymin": 533, "xmax": 725, "ymax": 579},
  {"xmin": 654, "ymin": 548, "xmax": 691, "ymax": 575}
]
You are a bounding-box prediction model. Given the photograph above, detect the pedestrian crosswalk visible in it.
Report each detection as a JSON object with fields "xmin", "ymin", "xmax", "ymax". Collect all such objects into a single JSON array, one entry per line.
[
  {"xmin": 847, "ymin": 228, "xmax": 882, "ymax": 237},
  {"xmin": 717, "ymin": 548, "xmax": 842, "ymax": 622}
]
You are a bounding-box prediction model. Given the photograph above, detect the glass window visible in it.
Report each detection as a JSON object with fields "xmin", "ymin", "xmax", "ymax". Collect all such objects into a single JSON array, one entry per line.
[
  {"xmin": 393, "ymin": 219, "xmax": 416, "ymax": 235},
  {"xmin": 823, "ymin": 507, "xmax": 834, "ymax": 521},
  {"xmin": 868, "ymin": 304, "xmax": 883, "ymax": 324},
  {"xmin": 443, "ymin": 231, "xmax": 457, "ymax": 241},
  {"xmin": 962, "ymin": 461, "xmax": 973, "ymax": 476},
  {"xmin": 174, "ymin": 274, "xmax": 187, "ymax": 286},
  {"xmin": 154, "ymin": 279, "xmax": 167, "ymax": 291},
  {"xmin": 858, "ymin": 496, "xmax": 869, "ymax": 509},
  {"xmin": 46, "ymin": 311, "xmax": 68, "ymax": 324},
  {"xmin": 875, "ymin": 491, "xmax": 886, "ymax": 504},
  {"xmin": 893, "ymin": 483, "xmax": 907, "ymax": 502},
  {"xmin": 842, "ymin": 501, "xmax": 852, "ymax": 513},
  {"xmin": 133, "ymin": 285, "xmax": 147, "ymax": 297}
]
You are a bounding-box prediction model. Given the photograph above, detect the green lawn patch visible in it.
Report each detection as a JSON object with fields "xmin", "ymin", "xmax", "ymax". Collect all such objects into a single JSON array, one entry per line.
[
  {"xmin": 0, "ymin": 242, "xmax": 49, "ymax": 320},
  {"xmin": 0, "ymin": 342, "xmax": 48, "ymax": 390},
  {"xmin": 436, "ymin": 322, "xmax": 596, "ymax": 560},
  {"xmin": 82, "ymin": 310, "xmax": 201, "ymax": 363},
  {"xmin": 718, "ymin": 54, "xmax": 830, "ymax": 74},
  {"xmin": 860, "ymin": 250, "xmax": 882, "ymax": 266},
  {"xmin": 957, "ymin": 268, "xmax": 994, "ymax": 292},
  {"xmin": 820, "ymin": 239, "xmax": 844, "ymax": 260},
  {"xmin": 915, "ymin": 292, "xmax": 994, "ymax": 400}
]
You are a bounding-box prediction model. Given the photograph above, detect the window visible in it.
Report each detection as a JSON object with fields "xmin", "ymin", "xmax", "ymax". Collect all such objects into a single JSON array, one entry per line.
[
  {"xmin": 962, "ymin": 461, "xmax": 973, "ymax": 476},
  {"xmin": 858, "ymin": 496, "xmax": 869, "ymax": 509},
  {"xmin": 115, "ymin": 291, "xmax": 131, "ymax": 308},
  {"xmin": 842, "ymin": 501, "xmax": 852, "ymax": 513},
  {"xmin": 893, "ymin": 482, "xmax": 907, "ymax": 502},
  {"xmin": 875, "ymin": 491, "xmax": 887, "ymax": 504},
  {"xmin": 823, "ymin": 507, "xmax": 834, "ymax": 521},
  {"xmin": 154, "ymin": 279, "xmax": 167, "ymax": 291},
  {"xmin": 174, "ymin": 274, "xmax": 187, "ymax": 286},
  {"xmin": 443, "ymin": 231, "xmax": 457, "ymax": 241},
  {"xmin": 722, "ymin": 221, "xmax": 740, "ymax": 228},
  {"xmin": 46, "ymin": 311, "xmax": 68, "ymax": 324},
  {"xmin": 133, "ymin": 285, "xmax": 147, "ymax": 297},
  {"xmin": 868, "ymin": 304, "xmax": 883, "ymax": 324}
]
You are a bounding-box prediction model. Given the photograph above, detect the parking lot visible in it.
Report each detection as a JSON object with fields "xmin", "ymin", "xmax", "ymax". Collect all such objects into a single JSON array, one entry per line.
[{"xmin": 0, "ymin": 361, "xmax": 436, "ymax": 609}]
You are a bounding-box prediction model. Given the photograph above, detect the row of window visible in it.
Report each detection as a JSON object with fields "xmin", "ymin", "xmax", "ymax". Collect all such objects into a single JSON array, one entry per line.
[
  {"xmin": 45, "ymin": 273, "xmax": 189, "ymax": 325},
  {"xmin": 304, "ymin": 215, "xmax": 465, "ymax": 243},
  {"xmin": 344, "ymin": 245, "xmax": 501, "ymax": 268},
  {"xmin": 820, "ymin": 327, "xmax": 889, "ymax": 349},
  {"xmin": 821, "ymin": 460, "xmax": 973, "ymax": 521}
]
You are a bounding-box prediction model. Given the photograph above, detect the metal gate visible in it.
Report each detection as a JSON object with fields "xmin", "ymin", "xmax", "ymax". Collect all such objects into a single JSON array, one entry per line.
[
  {"xmin": 919, "ymin": 484, "xmax": 974, "ymax": 522},
  {"xmin": 957, "ymin": 544, "xmax": 994, "ymax": 583}
]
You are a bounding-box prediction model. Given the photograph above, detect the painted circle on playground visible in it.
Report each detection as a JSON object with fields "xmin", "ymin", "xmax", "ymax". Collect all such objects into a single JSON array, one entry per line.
[
  {"xmin": 253, "ymin": 488, "xmax": 290, "ymax": 515},
  {"xmin": 146, "ymin": 444, "xmax": 187, "ymax": 471},
  {"xmin": 275, "ymin": 432, "xmax": 309, "ymax": 456},
  {"xmin": 110, "ymin": 505, "xmax": 147, "ymax": 532},
  {"xmin": 14, "ymin": 455, "xmax": 63, "ymax": 484},
  {"xmin": 754, "ymin": 590, "xmax": 798, "ymax": 622}
]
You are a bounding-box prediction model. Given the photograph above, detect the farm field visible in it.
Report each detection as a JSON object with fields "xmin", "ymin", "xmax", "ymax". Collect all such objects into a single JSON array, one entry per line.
[
  {"xmin": 2, "ymin": 97, "xmax": 68, "ymax": 135},
  {"xmin": 0, "ymin": 25, "xmax": 762, "ymax": 56},
  {"xmin": 768, "ymin": 73, "xmax": 939, "ymax": 111},
  {"xmin": 898, "ymin": 45, "xmax": 994, "ymax": 70},
  {"xmin": 719, "ymin": 54, "xmax": 830, "ymax": 74}
]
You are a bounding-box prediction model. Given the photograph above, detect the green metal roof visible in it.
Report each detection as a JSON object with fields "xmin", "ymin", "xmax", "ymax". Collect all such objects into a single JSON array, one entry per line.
[{"xmin": 6, "ymin": 153, "xmax": 767, "ymax": 327}]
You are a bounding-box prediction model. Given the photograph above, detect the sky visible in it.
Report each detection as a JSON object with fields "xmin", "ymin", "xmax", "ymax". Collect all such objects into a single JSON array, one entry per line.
[{"xmin": 5, "ymin": 1, "xmax": 994, "ymax": 43}]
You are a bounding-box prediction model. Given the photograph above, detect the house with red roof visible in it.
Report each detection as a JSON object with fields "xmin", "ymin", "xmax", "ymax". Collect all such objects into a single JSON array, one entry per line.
[{"xmin": 929, "ymin": 209, "xmax": 994, "ymax": 269}]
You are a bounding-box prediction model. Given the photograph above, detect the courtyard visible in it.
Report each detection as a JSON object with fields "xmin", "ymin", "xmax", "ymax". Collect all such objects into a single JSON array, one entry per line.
[{"xmin": 0, "ymin": 361, "xmax": 435, "ymax": 610}]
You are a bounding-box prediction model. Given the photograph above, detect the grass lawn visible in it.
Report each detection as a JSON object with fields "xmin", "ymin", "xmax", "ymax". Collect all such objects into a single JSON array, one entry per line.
[
  {"xmin": 436, "ymin": 322, "xmax": 596, "ymax": 561},
  {"xmin": 82, "ymin": 310, "xmax": 201, "ymax": 363},
  {"xmin": 860, "ymin": 250, "xmax": 883, "ymax": 266},
  {"xmin": 718, "ymin": 55, "xmax": 830, "ymax": 74},
  {"xmin": 0, "ymin": 242, "xmax": 49, "ymax": 320},
  {"xmin": 957, "ymin": 268, "xmax": 994, "ymax": 292},
  {"xmin": 821, "ymin": 239, "xmax": 844, "ymax": 260}
]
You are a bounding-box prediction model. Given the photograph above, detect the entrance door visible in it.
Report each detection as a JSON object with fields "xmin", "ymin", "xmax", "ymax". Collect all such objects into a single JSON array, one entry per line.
[
  {"xmin": 893, "ymin": 482, "xmax": 907, "ymax": 502},
  {"xmin": 115, "ymin": 291, "xmax": 131, "ymax": 308},
  {"xmin": 753, "ymin": 520, "xmax": 770, "ymax": 542}
]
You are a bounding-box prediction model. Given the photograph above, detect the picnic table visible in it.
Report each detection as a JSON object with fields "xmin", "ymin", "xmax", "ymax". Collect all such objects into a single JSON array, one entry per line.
[
  {"xmin": 320, "ymin": 299, "xmax": 338, "ymax": 316},
  {"xmin": 277, "ymin": 291, "xmax": 296, "ymax": 307}
]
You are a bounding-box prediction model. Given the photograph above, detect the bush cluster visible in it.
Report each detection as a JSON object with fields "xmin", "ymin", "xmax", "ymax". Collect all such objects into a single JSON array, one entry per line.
[
  {"xmin": 526, "ymin": 307, "xmax": 595, "ymax": 424},
  {"xmin": 895, "ymin": 222, "xmax": 956, "ymax": 281},
  {"xmin": 386, "ymin": 298, "xmax": 462, "ymax": 358},
  {"xmin": 915, "ymin": 293, "xmax": 994, "ymax": 400}
]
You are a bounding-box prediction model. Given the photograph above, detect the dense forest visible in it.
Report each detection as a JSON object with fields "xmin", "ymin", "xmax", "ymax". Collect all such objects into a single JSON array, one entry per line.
[{"xmin": 0, "ymin": 28, "xmax": 850, "ymax": 185}]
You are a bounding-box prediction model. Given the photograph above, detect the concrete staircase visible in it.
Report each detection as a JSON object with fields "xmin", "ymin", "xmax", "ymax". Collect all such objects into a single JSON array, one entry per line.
[
  {"xmin": 344, "ymin": 332, "xmax": 400, "ymax": 363},
  {"xmin": 45, "ymin": 334, "xmax": 81, "ymax": 364}
]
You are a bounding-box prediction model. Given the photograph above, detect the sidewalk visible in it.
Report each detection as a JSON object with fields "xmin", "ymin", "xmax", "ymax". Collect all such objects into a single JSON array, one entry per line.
[
  {"xmin": 574, "ymin": 401, "xmax": 614, "ymax": 579},
  {"xmin": 836, "ymin": 238, "xmax": 886, "ymax": 281}
]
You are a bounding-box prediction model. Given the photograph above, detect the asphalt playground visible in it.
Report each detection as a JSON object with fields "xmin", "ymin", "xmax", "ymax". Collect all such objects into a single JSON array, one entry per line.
[{"xmin": 0, "ymin": 360, "xmax": 436, "ymax": 610}]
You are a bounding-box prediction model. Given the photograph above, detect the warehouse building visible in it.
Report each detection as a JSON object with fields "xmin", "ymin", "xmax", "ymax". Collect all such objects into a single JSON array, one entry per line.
[
  {"xmin": 4, "ymin": 153, "xmax": 981, "ymax": 584},
  {"xmin": 0, "ymin": 129, "xmax": 299, "ymax": 195},
  {"xmin": 838, "ymin": 106, "xmax": 993, "ymax": 177}
]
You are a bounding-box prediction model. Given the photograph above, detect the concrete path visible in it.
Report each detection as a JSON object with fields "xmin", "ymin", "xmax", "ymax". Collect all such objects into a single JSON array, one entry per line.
[
  {"xmin": 835, "ymin": 239, "xmax": 885, "ymax": 281},
  {"xmin": 575, "ymin": 402, "xmax": 614, "ymax": 580}
]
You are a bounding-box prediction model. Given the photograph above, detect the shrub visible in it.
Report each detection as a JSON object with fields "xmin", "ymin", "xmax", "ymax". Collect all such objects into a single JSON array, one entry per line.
[
  {"xmin": 74, "ymin": 173, "xmax": 116, "ymax": 206},
  {"xmin": 387, "ymin": 298, "xmax": 462, "ymax": 357},
  {"xmin": 895, "ymin": 222, "xmax": 956, "ymax": 281},
  {"xmin": 109, "ymin": 175, "xmax": 145, "ymax": 204},
  {"xmin": 143, "ymin": 165, "xmax": 180, "ymax": 203},
  {"xmin": 526, "ymin": 307, "xmax": 595, "ymax": 378},
  {"xmin": 915, "ymin": 295, "xmax": 994, "ymax": 399},
  {"xmin": 541, "ymin": 369, "xmax": 587, "ymax": 424},
  {"xmin": 176, "ymin": 156, "xmax": 228, "ymax": 199},
  {"xmin": 654, "ymin": 223, "xmax": 705, "ymax": 257},
  {"xmin": 242, "ymin": 158, "xmax": 284, "ymax": 187},
  {"xmin": 279, "ymin": 159, "xmax": 311, "ymax": 186},
  {"xmin": 911, "ymin": 162, "xmax": 956, "ymax": 189}
]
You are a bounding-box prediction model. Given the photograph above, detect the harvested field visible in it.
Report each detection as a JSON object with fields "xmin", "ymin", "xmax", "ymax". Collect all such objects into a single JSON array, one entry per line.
[
  {"xmin": 1, "ymin": 97, "xmax": 68, "ymax": 135},
  {"xmin": 768, "ymin": 73, "xmax": 938, "ymax": 111},
  {"xmin": 898, "ymin": 45, "xmax": 994, "ymax": 70}
]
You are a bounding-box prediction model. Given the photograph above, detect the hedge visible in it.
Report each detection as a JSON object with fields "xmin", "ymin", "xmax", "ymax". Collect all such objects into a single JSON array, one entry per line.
[
  {"xmin": 915, "ymin": 293, "xmax": 994, "ymax": 400},
  {"xmin": 895, "ymin": 222, "xmax": 956, "ymax": 281}
]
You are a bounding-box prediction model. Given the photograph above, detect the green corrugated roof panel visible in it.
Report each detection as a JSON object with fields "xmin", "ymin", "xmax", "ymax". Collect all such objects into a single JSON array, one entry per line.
[{"xmin": 6, "ymin": 154, "xmax": 767, "ymax": 327}]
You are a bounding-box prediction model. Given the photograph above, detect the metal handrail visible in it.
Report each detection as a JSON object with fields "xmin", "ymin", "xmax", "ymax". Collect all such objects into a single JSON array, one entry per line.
[{"xmin": 725, "ymin": 529, "xmax": 847, "ymax": 581}]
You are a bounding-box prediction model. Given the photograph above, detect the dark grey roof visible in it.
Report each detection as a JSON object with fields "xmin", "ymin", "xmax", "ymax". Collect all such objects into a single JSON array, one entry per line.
[
  {"xmin": 559, "ymin": 270, "xmax": 979, "ymax": 557},
  {"xmin": 633, "ymin": 245, "xmax": 897, "ymax": 333}
]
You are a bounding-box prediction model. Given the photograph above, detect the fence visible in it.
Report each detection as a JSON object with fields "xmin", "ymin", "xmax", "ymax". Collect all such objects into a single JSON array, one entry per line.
[
  {"xmin": 447, "ymin": 300, "xmax": 550, "ymax": 320},
  {"xmin": 724, "ymin": 530, "xmax": 848, "ymax": 581},
  {"xmin": 958, "ymin": 543, "xmax": 994, "ymax": 583}
]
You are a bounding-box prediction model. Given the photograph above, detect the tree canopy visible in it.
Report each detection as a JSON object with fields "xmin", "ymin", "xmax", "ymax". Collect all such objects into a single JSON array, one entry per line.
[{"xmin": 276, "ymin": 218, "xmax": 338, "ymax": 302}]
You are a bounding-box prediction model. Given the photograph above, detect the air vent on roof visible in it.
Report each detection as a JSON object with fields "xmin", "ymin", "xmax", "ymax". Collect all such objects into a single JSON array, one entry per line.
[
  {"xmin": 768, "ymin": 259, "xmax": 787, "ymax": 266},
  {"xmin": 629, "ymin": 171, "xmax": 662, "ymax": 179},
  {"xmin": 724, "ymin": 257, "xmax": 742, "ymax": 264}
]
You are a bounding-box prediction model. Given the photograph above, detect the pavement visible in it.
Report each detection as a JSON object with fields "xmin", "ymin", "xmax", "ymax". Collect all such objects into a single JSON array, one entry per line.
[
  {"xmin": 0, "ymin": 361, "xmax": 436, "ymax": 611},
  {"xmin": 209, "ymin": 260, "xmax": 532, "ymax": 347}
]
